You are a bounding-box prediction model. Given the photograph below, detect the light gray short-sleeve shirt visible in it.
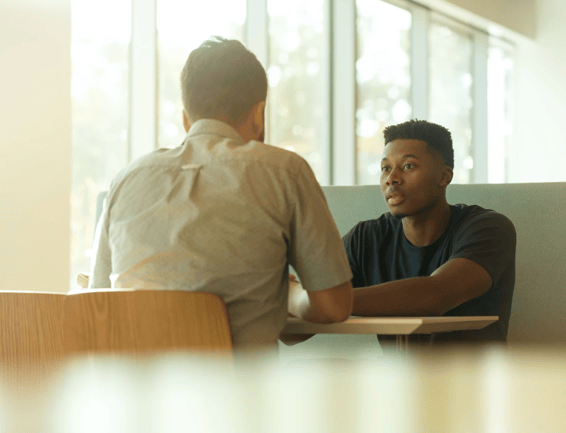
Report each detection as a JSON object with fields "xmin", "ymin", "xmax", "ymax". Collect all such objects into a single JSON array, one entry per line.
[{"xmin": 90, "ymin": 119, "xmax": 352, "ymax": 348}]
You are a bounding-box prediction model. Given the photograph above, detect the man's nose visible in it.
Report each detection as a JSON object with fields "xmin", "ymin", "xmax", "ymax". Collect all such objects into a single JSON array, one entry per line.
[{"xmin": 385, "ymin": 168, "xmax": 402, "ymax": 185}]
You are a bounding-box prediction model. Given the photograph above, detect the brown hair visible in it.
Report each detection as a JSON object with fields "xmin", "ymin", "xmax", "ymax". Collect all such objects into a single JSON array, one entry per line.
[{"xmin": 180, "ymin": 37, "xmax": 268, "ymax": 125}]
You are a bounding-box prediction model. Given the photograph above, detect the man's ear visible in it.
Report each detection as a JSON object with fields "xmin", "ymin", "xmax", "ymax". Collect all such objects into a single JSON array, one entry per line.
[
  {"xmin": 182, "ymin": 110, "xmax": 191, "ymax": 133},
  {"xmin": 252, "ymin": 101, "xmax": 265, "ymax": 137},
  {"xmin": 440, "ymin": 166, "xmax": 453, "ymax": 187}
]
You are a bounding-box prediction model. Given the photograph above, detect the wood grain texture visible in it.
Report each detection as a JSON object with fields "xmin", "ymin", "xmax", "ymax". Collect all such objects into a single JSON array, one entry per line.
[
  {"xmin": 0, "ymin": 292, "xmax": 66, "ymax": 367},
  {"xmin": 63, "ymin": 290, "xmax": 234, "ymax": 356}
]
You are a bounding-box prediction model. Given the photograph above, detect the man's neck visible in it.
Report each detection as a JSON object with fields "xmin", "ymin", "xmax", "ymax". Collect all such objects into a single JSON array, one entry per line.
[{"xmin": 401, "ymin": 201, "xmax": 451, "ymax": 247}]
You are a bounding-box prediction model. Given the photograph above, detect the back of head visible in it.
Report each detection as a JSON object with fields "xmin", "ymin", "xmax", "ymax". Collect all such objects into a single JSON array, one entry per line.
[
  {"xmin": 180, "ymin": 37, "xmax": 268, "ymax": 127},
  {"xmin": 383, "ymin": 119, "xmax": 454, "ymax": 169}
]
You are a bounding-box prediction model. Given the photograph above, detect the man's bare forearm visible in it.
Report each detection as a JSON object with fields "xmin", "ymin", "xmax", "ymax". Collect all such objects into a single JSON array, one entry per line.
[
  {"xmin": 288, "ymin": 286, "xmax": 340, "ymax": 323},
  {"xmin": 288, "ymin": 287, "xmax": 319, "ymax": 321},
  {"xmin": 352, "ymin": 276, "xmax": 453, "ymax": 317},
  {"xmin": 288, "ymin": 281, "xmax": 352, "ymax": 323}
]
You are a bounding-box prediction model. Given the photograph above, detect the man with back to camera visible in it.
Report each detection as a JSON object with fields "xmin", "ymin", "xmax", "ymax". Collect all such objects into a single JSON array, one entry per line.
[
  {"xmin": 343, "ymin": 119, "xmax": 516, "ymax": 345},
  {"xmin": 88, "ymin": 37, "xmax": 353, "ymax": 350}
]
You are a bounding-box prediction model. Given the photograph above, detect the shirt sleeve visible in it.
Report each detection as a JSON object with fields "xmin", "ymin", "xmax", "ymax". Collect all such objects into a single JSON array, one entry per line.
[
  {"xmin": 89, "ymin": 195, "xmax": 112, "ymax": 288},
  {"xmin": 287, "ymin": 159, "xmax": 353, "ymax": 292},
  {"xmin": 450, "ymin": 211, "xmax": 516, "ymax": 287},
  {"xmin": 342, "ymin": 223, "xmax": 367, "ymax": 288}
]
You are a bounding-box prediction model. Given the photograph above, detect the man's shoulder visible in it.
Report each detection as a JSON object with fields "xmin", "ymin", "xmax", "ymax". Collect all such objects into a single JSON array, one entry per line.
[
  {"xmin": 109, "ymin": 148, "xmax": 174, "ymax": 188},
  {"xmin": 450, "ymin": 204, "xmax": 516, "ymax": 236},
  {"xmin": 241, "ymin": 140, "xmax": 312, "ymax": 175},
  {"xmin": 451, "ymin": 203, "xmax": 513, "ymax": 223}
]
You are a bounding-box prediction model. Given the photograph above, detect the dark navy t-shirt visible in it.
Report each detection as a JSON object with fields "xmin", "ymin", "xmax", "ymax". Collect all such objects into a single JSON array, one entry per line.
[{"xmin": 342, "ymin": 204, "xmax": 516, "ymax": 342}]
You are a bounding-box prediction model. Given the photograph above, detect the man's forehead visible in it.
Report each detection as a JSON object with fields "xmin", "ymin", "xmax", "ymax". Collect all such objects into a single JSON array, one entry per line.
[{"xmin": 382, "ymin": 138, "xmax": 429, "ymax": 159}]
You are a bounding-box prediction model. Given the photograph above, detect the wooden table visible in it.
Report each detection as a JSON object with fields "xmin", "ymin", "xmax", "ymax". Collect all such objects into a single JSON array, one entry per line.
[{"xmin": 282, "ymin": 316, "xmax": 499, "ymax": 352}]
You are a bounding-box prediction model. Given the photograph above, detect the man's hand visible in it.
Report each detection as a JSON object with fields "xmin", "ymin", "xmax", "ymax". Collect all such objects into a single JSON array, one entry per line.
[
  {"xmin": 288, "ymin": 274, "xmax": 353, "ymax": 323},
  {"xmin": 287, "ymin": 274, "xmax": 303, "ymax": 309},
  {"xmin": 281, "ymin": 274, "xmax": 315, "ymax": 345},
  {"xmin": 281, "ymin": 273, "xmax": 353, "ymax": 345}
]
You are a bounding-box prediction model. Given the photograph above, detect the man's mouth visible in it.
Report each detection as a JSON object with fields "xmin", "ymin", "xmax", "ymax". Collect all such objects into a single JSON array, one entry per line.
[{"xmin": 387, "ymin": 194, "xmax": 405, "ymax": 206}]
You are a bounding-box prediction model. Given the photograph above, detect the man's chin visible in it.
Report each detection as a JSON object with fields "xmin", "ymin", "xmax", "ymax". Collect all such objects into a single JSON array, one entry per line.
[
  {"xmin": 391, "ymin": 212, "xmax": 408, "ymax": 220},
  {"xmin": 388, "ymin": 207, "xmax": 409, "ymax": 220}
]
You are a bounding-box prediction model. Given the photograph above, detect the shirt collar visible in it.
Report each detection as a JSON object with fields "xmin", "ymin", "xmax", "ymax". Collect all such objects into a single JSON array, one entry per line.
[{"xmin": 187, "ymin": 119, "xmax": 245, "ymax": 143}]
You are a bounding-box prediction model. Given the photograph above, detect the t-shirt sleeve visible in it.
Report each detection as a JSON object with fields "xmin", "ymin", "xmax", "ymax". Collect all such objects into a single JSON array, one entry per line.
[
  {"xmin": 450, "ymin": 211, "xmax": 516, "ymax": 287},
  {"xmin": 287, "ymin": 159, "xmax": 353, "ymax": 292},
  {"xmin": 342, "ymin": 223, "xmax": 367, "ymax": 288}
]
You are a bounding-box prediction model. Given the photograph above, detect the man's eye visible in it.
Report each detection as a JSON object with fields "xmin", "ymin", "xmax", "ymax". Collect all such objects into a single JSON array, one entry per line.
[
  {"xmin": 381, "ymin": 166, "xmax": 389, "ymax": 172},
  {"xmin": 404, "ymin": 164, "xmax": 413, "ymax": 169}
]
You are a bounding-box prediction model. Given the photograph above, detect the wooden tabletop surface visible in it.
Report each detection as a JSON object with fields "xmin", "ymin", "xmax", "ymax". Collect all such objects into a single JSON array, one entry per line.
[{"xmin": 282, "ymin": 316, "xmax": 499, "ymax": 335}]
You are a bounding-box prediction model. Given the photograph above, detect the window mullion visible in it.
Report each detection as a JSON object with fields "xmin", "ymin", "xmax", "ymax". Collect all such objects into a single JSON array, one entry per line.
[
  {"xmin": 319, "ymin": 0, "xmax": 332, "ymax": 186},
  {"xmin": 472, "ymin": 30, "xmax": 489, "ymax": 184},
  {"xmin": 410, "ymin": 3, "xmax": 429, "ymax": 120},
  {"xmin": 246, "ymin": 0, "xmax": 268, "ymax": 66},
  {"xmin": 129, "ymin": 0, "xmax": 157, "ymax": 162},
  {"xmin": 332, "ymin": 0, "xmax": 356, "ymax": 185},
  {"xmin": 246, "ymin": 0, "xmax": 269, "ymax": 144}
]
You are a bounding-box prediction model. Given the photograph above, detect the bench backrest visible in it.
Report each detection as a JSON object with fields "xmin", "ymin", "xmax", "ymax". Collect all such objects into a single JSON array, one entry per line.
[{"xmin": 322, "ymin": 183, "xmax": 566, "ymax": 344}]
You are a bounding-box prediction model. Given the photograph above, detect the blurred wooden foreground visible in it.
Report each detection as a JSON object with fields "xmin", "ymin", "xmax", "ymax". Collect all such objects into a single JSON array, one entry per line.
[{"xmin": 0, "ymin": 347, "xmax": 565, "ymax": 432}]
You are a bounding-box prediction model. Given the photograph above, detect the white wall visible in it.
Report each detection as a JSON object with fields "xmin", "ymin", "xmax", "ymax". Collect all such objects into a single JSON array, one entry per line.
[
  {"xmin": 418, "ymin": 0, "xmax": 536, "ymax": 38},
  {"xmin": 0, "ymin": 0, "xmax": 71, "ymax": 292},
  {"xmin": 509, "ymin": 0, "xmax": 566, "ymax": 183},
  {"xmin": 444, "ymin": 0, "xmax": 536, "ymax": 38}
]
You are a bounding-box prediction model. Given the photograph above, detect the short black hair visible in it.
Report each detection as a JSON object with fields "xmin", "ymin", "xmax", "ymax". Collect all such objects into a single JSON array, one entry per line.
[
  {"xmin": 383, "ymin": 119, "xmax": 454, "ymax": 169},
  {"xmin": 180, "ymin": 37, "xmax": 268, "ymax": 125}
]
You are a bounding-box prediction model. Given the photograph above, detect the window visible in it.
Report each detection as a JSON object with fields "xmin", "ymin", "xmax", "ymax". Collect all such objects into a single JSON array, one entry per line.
[
  {"xmin": 487, "ymin": 41, "xmax": 514, "ymax": 184},
  {"xmin": 157, "ymin": 0, "xmax": 246, "ymax": 149},
  {"xmin": 267, "ymin": 0, "xmax": 327, "ymax": 182},
  {"xmin": 356, "ymin": 0, "xmax": 412, "ymax": 185},
  {"xmin": 70, "ymin": 0, "xmax": 131, "ymax": 287},
  {"xmin": 429, "ymin": 19, "xmax": 474, "ymax": 184}
]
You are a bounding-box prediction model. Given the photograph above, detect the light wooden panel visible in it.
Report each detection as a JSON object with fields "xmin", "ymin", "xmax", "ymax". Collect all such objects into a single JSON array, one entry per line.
[
  {"xmin": 63, "ymin": 290, "xmax": 233, "ymax": 356},
  {"xmin": 0, "ymin": 292, "xmax": 66, "ymax": 366}
]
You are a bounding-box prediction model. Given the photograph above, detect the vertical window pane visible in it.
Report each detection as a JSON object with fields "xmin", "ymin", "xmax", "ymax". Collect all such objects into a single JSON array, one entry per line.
[
  {"xmin": 356, "ymin": 0, "xmax": 412, "ymax": 185},
  {"xmin": 71, "ymin": 0, "xmax": 131, "ymax": 287},
  {"xmin": 157, "ymin": 1, "xmax": 246, "ymax": 149},
  {"xmin": 268, "ymin": 0, "xmax": 326, "ymax": 182},
  {"xmin": 429, "ymin": 22, "xmax": 473, "ymax": 184},
  {"xmin": 488, "ymin": 43, "xmax": 514, "ymax": 184}
]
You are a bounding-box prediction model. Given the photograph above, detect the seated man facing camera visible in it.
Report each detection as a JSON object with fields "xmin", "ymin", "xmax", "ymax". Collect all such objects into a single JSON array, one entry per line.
[
  {"xmin": 89, "ymin": 37, "xmax": 353, "ymax": 350},
  {"xmin": 343, "ymin": 120, "xmax": 516, "ymax": 344}
]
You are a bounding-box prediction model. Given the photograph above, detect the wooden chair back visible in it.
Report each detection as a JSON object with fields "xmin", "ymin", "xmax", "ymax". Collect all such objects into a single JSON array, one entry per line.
[
  {"xmin": 0, "ymin": 292, "xmax": 66, "ymax": 367},
  {"xmin": 63, "ymin": 290, "xmax": 234, "ymax": 356}
]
